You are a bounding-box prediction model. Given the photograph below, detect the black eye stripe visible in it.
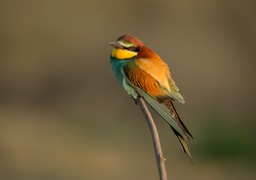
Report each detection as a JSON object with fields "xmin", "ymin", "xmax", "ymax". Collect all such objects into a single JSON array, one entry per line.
[{"xmin": 123, "ymin": 46, "xmax": 139, "ymax": 52}]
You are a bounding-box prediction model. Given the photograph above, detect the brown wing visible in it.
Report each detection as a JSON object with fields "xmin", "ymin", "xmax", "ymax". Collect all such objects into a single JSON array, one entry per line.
[{"xmin": 123, "ymin": 62, "xmax": 167, "ymax": 98}]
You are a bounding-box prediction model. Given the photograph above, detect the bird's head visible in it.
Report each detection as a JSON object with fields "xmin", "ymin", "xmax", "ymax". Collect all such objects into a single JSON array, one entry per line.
[{"xmin": 109, "ymin": 34, "xmax": 143, "ymax": 60}]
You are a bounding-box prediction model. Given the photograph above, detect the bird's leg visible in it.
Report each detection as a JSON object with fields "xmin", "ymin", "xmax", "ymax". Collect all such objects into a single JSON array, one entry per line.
[
  {"xmin": 132, "ymin": 97, "xmax": 138, "ymax": 105},
  {"xmin": 132, "ymin": 95, "xmax": 142, "ymax": 105}
]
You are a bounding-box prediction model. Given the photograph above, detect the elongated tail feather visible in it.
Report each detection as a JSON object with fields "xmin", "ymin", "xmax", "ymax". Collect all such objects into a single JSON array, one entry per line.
[
  {"xmin": 134, "ymin": 86, "xmax": 193, "ymax": 161},
  {"xmin": 162, "ymin": 98, "xmax": 193, "ymax": 139},
  {"xmin": 171, "ymin": 127, "xmax": 194, "ymax": 164}
]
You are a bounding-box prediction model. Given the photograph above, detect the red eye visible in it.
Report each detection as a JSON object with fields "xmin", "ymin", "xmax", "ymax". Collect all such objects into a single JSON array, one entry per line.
[{"xmin": 128, "ymin": 46, "xmax": 135, "ymax": 51}]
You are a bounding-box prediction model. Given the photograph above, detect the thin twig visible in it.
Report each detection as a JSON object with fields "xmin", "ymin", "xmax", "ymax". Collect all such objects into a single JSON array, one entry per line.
[{"xmin": 137, "ymin": 97, "xmax": 168, "ymax": 180}]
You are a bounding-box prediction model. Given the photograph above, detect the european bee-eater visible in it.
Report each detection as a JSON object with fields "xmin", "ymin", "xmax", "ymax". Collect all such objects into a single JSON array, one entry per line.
[{"xmin": 109, "ymin": 34, "xmax": 193, "ymax": 160}]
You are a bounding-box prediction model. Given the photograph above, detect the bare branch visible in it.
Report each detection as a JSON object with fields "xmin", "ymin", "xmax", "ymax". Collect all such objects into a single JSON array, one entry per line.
[{"xmin": 137, "ymin": 97, "xmax": 168, "ymax": 180}]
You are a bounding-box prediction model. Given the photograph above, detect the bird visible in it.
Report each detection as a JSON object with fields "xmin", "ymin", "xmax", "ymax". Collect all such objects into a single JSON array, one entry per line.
[{"xmin": 109, "ymin": 34, "xmax": 193, "ymax": 161}]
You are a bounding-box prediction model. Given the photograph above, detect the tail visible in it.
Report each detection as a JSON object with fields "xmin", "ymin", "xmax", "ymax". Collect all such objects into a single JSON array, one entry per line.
[
  {"xmin": 172, "ymin": 127, "xmax": 194, "ymax": 164},
  {"xmin": 131, "ymin": 87, "xmax": 193, "ymax": 164},
  {"xmin": 162, "ymin": 99, "xmax": 193, "ymax": 139},
  {"xmin": 137, "ymin": 89, "xmax": 193, "ymax": 161},
  {"xmin": 163, "ymin": 98, "xmax": 194, "ymax": 163}
]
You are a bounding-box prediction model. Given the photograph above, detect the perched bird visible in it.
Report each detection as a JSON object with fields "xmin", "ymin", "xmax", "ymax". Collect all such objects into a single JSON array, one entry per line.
[{"xmin": 109, "ymin": 34, "xmax": 193, "ymax": 160}]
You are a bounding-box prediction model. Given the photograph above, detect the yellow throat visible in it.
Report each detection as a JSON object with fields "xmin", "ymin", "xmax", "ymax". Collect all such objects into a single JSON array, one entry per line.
[{"xmin": 111, "ymin": 48, "xmax": 137, "ymax": 60}]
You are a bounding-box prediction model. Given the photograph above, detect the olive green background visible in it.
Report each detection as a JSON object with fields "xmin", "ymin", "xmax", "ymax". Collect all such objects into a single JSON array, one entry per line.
[{"xmin": 0, "ymin": 0, "xmax": 255, "ymax": 179}]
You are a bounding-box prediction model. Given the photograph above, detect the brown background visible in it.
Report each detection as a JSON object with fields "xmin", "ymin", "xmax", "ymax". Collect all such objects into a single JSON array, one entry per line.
[{"xmin": 0, "ymin": 0, "xmax": 255, "ymax": 179}]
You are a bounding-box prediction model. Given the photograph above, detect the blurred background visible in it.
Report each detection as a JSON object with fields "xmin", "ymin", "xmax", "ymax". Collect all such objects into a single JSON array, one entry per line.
[{"xmin": 0, "ymin": 0, "xmax": 255, "ymax": 179}]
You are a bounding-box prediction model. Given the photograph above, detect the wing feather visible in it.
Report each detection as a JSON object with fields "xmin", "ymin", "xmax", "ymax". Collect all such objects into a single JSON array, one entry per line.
[
  {"xmin": 135, "ymin": 58, "xmax": 185, "ymax": 103},
  {"xmin": 122, "ymin": 62, "xmax": 191, "ymax": 140},
  {"xmin": 122, "ymin": 62, "xmax": 193, "ymax": 160}
]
